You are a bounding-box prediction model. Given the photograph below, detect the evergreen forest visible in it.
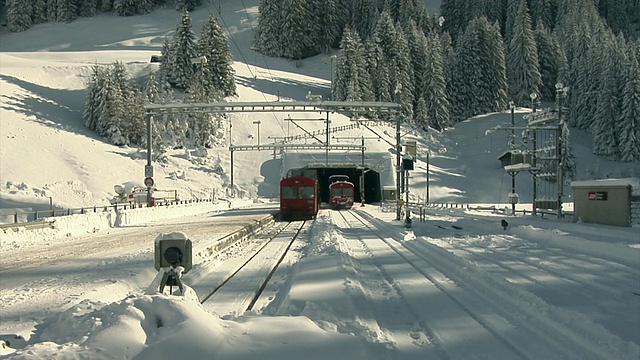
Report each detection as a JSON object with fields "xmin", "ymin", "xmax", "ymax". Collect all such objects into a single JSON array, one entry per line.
[{"xmin": 4, "ymin": 0, "xmax": 639, "ymax": 164}]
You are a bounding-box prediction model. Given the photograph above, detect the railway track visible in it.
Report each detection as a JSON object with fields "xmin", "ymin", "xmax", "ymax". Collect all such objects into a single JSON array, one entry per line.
[
  {"xmin": 197, "ymin": 220, "xmax": 310, "ymax": 317},
  {"xmin": 332, "ymin": 209, "xmax": 620, "ymax": 360}
]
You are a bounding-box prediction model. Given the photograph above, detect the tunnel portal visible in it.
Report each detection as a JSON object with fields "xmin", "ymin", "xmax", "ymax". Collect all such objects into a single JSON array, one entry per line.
[{"xmin": 290, "ymin": 166, "xmax": 381, "ymax": 204}]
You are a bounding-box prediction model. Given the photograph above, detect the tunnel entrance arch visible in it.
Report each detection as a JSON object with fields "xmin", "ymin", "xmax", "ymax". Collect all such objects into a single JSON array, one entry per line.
[{"xmin": 289, "ymin": 165, "xmax": 382, "ymax": 204}]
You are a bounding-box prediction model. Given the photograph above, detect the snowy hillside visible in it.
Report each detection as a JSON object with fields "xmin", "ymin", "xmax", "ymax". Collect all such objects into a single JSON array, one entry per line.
[{"xmin": 0, "ymin": 0, "xmax": 637, "ymax": 214}]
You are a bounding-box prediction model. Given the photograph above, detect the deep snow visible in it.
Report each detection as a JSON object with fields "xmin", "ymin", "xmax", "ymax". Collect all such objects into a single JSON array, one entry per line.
[{"xmin": 1, "ymin": 1, "xmax": 639, "ymax": 359}]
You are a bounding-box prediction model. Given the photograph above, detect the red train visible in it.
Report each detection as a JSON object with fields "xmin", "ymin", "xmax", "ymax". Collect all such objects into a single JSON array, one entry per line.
[
  {"xmin": 328, "ymin": 175, "xmax": 355, "ymax": 210},
  {"xmin": 279, "ymin": 176, "xmax": 319, "ymax": 220}
]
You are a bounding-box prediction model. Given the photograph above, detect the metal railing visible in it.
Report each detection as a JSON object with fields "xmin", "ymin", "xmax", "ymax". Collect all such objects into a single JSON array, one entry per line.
[{"xmin": 0, "ymin": 198, "xmax": 214, "ymax": 227}]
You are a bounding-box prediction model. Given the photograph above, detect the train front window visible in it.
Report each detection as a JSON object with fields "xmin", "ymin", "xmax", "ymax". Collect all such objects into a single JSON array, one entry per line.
[
  {"xmin": 343, "ymin": 188, "xmax": 353, "ymax": 197},
  {"xmin": 331, "ymin": 188, "xmax": 342, "ymax": 197},
  {"xmin": 300, "ymin": 186, "xmax": 315, "ymax": 199},
  {"xmin": 282, "ymin": 186, "xmax": 297, "ymax": 200}
]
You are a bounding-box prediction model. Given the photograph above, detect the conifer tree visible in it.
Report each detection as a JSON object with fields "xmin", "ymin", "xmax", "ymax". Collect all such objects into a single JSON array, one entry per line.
[
  {"xmin": 254, "ymin": 0, "xmax": 284, "ymax": 57},
  {"xmin": 114, "ymin": 0, "xmax": 140, "ymax": 16},
  {"xmin": 534, "ymin": 24, "xmax": 563, "ymax": 101},
  {"xmin": 280, "ymin": 0, "xmax": 316, "ymax": 59},
  {"xmin": 373, "ymin": 11, "xmax": 413, "ymax": 117},
  {"xmin": 592, "ymin": 35, "xmax": 625, "ymax": 158},
  {"xmin": 311, "ymin": 0, "xmax": 341, "ymax": 53},
  {"xmin": 56, "ymin": 0, "xmax": 77, "ymax": 23},
  {"xmin": 198, "ymin": 14, "xmax": 237, "ymax": 99},
  {"xmin": 364, "ymin": 38, "xmax": 391, "ymax": 104},
  {"xmin": 333, "ymin": 27, "xmax": 373, "ymax": 102},
  {"xmin": 33, "ymin": 0, "xmax": 48, "ymax": 24},
  {"xmin": 350, "ymin": 0, "xmax": 378, "ymax": 40},
  {"xmin": 618, "ymin": 52, "xmax": 640, "ymax": 162},
  {"xmin": 422, "ymin": 31, "xmax": 450, "ymax": 130},
  {"xmin": 507, "ymin": 0, "xmax": 542, "ymax": 106},
  {"xmin": 169, "ymin": 9, "xmax": 198, "ymax": 90},
  {"xmin": 100, "ymin": 0, "xmax": 113, "ymax": 12},
  {"xmin": 175, "ymin": 0, "xmax": 202, "ymax": 12},
  {"xmin": 77, "ymin": 0, "xmax": 97, "ymax": 17},
  {"xmin": 7, "ymin": 0, "xmax": 33, "ymax": 32},
  {"xmin": 47, "ymin": 0, "xmax": 57, "ymax": 21}
]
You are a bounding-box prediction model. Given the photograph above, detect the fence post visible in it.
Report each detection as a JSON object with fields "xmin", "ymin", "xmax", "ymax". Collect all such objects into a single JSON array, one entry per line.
[{"xmin": 14, "ymin": 212, "xmax": 18, "ymax": 224}]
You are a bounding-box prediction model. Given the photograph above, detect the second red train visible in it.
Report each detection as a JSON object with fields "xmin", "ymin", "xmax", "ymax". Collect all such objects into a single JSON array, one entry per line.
[{"xmin": 328, "ymin": 175, "xmax": 355, "ymax": 210}]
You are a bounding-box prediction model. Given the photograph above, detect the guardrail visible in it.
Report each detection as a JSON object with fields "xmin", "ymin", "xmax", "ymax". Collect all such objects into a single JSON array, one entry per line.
[{"xmin": 0, "ymin": 198, "xmax": 215, "ymax": 227}]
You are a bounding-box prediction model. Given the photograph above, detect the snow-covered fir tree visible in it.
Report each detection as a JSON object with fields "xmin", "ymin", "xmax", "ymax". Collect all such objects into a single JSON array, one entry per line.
[
  {"xmin": 507, "ymin": 0, "xmax": 542, "ymax": 106},
  {"xmin": 617, "ymin": 52, "xmax": 640, "ymax": 162},
  {"xmin": 450, "ymin": 17, "xmax": 507, "ymax": 121},
  {"xmin": 333, "ymin": 27, "xmax": 373, "ymax": 103},
  {"xmin": 534, "ymin": 24, "xmax": 563, "ymax": 101},
  {"xmin": 280, "ymin": 0, "xmax": 316, "ymax": 59},
  {"xmin": 168, "ymin": 9, "xmax": 198, "ymax": 90},
  {"xmin": 175, "ymin": 0, "xmax": 202, "ymax": 12},
  {"xmin": 56, "ymin": 0, "xmax": 77, "ymax": 23},
  {"xmin": 349, "ymin": 0, "xmax": 378, "ymax": 41},
  {"xmin": 254, "ymin": 0, "xmax": 284, "ymax": 57},
  {"xmin": 592, "ymin": 34, "xmax": 625, "ymax": 158},
  {"xmin": 77, "ymin": 0, "xmax": 97, "ymax": 17},
  {"xmin": 32, "ymin": 0, "xmax": 48, "ymax": 24},
  {"xmin": 373, "ymin": 11, "xmax": 413, "ymax": 118},
  {"xmin": 198, "ymin": 14, "xmax": 237, "ymax": 99},
  {"xmin": 311, "ymin": 0, "xmax": 342, "ymax": 53},
  {"xmin": 422, "ymin": 31, "xmax": 450, "ymax": 131},
  {"xmin": 114, "ymin": 0, "xmax": 142, "ymax": 16},
  {"xmin": 7, "ymin": 0, "xmax": 33, "ymax": 32}
]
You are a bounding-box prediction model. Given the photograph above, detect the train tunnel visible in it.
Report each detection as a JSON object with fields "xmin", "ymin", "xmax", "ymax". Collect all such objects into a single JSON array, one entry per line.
[{"xmin": 293, "ymin": 166, "xmax": 382, "ymax": 204}]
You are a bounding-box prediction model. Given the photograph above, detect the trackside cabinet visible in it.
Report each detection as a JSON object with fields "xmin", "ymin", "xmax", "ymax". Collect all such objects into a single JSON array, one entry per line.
[{"xmin": 571, "ymin": 178, "xmax": 638, "ymax": 227}]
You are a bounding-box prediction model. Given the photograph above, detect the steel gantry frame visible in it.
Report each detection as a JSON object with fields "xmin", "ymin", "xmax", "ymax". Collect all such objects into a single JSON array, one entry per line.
[{"xmin": 143, "ymin": 100, "xmax": 402, "ymax": 216}]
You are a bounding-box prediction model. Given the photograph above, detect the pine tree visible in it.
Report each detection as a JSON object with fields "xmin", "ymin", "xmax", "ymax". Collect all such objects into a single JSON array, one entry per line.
[
  {"xmin": 534, "ymin": 24, "xmax": 563, "ymax": 101},
  {"xmin": 311, "ymin": 0, "xmax": 341, "ymax": 53},
  {"xmin": 175, "ymin": 0, "xmax": 202, "ymax": 12},
  {"xmin": 100, "ymin": 0, "xmax": 113, "ymax": 12},
  {"xmin": 77, "ymin": 0, "xmax": 97, "ymax": 17},
  {"xmin": 254, "ymin": 0, "xmax": 284, "ymax": 57},
  {"xmin": 422, "ymin": 31, "xmax": 450, "ymax": 130},
  {"xmin": 333, "ymin": 27, "xmax": 373, "ymax": 103},
  {"xmin": 440, "ymin": 0, "xmax": 473, "ymax": 42},
  {"xmin": 280, "ymin": 0, "xmax": 317, "ymax": 59},
  {"xmin": 450, "ymin": 17, "xmax": 507, "ymax": 121},
  {"xmin": 7, "ymin": 0, "xmax": 33, "ymax": 32},
  {"xmin": 617, "ymin": 52, "xmax": 640, "ymax": 162},
  {"xmin": 56, "ymin": 0, "xmax": 77, "ymax": 23},
  {"xmin": 506, "ymin": 0, "xmax": 542, "ymax": 106},
  {"xmin": 198, "ymin": 14, "xmax": 237, "ymax": 99},
  {"xmin": 350, "ymin": 0, "xmax": 378, "ymax": 41},
  {"xmin": 169, "ymin": 9, "xmax": 198, "ymax": 90},
  {"xmin": 157, "ymin": 37, "xmax": 174, "ymax": 91},
  {"xmin": 83, "ymin": 65, "xmax": 103, "ymax": 131},
  {"xmin": 32, "ymin": 0, "xmax": 48, "ymax": 24},
  {"xmin": 592, "ymin": 35, "xmax": 624, "ymax": 158},
  {"xmin": 114, "ymin": 0, "xmax": 139, "ymax": 16},
  {"xmin": 47, "ymin": 0, "xmax": 57, "ymax": 22},
  {"xmin": 364, "ymin": 37, "xmax": 391, "ymax": 104},
  {"xmin": 373, "ymin": 11, "xmax": 413, "ymax": 118}
]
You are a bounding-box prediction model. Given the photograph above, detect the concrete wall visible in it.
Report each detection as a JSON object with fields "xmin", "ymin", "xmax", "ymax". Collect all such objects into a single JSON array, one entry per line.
[{"xmin": 572, "ymin": 185, "xmax": 631, "ymax": 227}]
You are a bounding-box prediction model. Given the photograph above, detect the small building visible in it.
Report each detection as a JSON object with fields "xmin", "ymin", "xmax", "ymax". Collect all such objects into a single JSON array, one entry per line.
[
  {"xmin": 571, "ymin": 178, "xmax": 640, "ymax": 227},
  {"xmin": 498, "ymin": 150, "xmax": 532, "ymax": 169}
]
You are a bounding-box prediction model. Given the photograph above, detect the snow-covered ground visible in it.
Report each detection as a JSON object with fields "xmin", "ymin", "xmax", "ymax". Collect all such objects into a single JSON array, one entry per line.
[{"xmin": 1, "ymin": 0, "xmax": 639, "ymax": 359}]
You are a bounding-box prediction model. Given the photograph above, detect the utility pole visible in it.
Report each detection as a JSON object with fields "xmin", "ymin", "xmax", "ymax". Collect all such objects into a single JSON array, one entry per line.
[
  {"xmin": 395, "ymin": 84, "xmax": 402, "ymax": 221},
  {"xmin": 555, "ymin": 83, "xmax": 569, "ymax": 218}
]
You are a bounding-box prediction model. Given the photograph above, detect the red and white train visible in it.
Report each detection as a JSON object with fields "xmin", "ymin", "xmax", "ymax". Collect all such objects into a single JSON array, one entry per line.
[
  {"xmin": 328, "ymin": 175, "xmax": 355, "ymax": 210},
  {"xmin": 279, "ymin": 176, "xmax": 319, "ymax": 220}
]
